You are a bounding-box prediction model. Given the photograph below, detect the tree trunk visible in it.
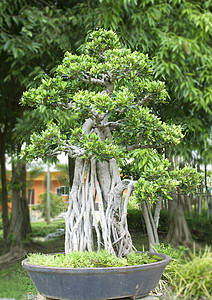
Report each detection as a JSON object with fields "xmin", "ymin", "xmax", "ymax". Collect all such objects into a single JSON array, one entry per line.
[
  {"xmin": 8, "ymin": 160, "xmax": 32, "ymax": 247},
  {"xmin": 65, "ymin": 157, "xmax": 133, "ymax": 257},
  {"xmin": 0, "ymin": 131, "xmax": 10, "ymax": 249},
  {"xmin": 0, "ymin": 246, "xmax": 26, "ymax": 269},
  {"xmin": 65, "ymin": 118, "xmax": 133, "ymax": 257},
  {"xmin": 68, "ymin": 157, "xmax": 75, "ymax": 188},
  {"xmin": 46, "ymin": 164, "xmax": 51, "ymax": 225},
  {"xmin": 141, "ymin": 201, "xmax": 159, "ymax": 252},
  {"xmin": 165, "ymin": 189, "xmax": 193, "ymax": 247},
  {"xmin": 154, "ymin": 197, "xmax": 162, "ymax": 229}
]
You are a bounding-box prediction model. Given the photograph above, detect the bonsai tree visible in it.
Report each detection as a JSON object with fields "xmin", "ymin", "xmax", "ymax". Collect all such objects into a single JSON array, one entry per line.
[{"xmin": 21, "ymin": 29, "xmax": 185, "ymax": 257}]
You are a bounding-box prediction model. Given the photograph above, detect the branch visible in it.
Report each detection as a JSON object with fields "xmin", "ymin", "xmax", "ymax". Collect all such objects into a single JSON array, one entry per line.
[
  {"xmin": 90, "ymin": 107, "xmax": 107, "ymax": 121},
  {"xmin": 114, "ymin": 179, "xmax": 136, "ymax": 196},
  {"xmin": 64, "ymin": 144, "xmax": 85, "ymax": 158},
  {"xmin": 126, "ymin": 143, "xmax": 167, "ymax": 151},
  {"xmin": 97, "ymin": 119, "xmax": 124, "ymax": 129},
  {"xmin": 137, "ymin": 94, "xmax": 153, "ymax": 106},
  {"xmin": 59, "ymin": 102, "xmax": 74, "ymax": 109},
  {"xmin": 82, "ymin": 118, "xmax": 94, "ymax": 133},
  {"xmin": 79, "ymin": 75, "xmax": 105, "ymax": 86}
]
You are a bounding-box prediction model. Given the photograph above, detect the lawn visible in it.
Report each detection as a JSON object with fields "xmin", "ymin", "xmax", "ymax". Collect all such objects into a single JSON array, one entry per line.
[{"xmin": 0, "ymin": 262, "xmax": 37, "ymax": 299}]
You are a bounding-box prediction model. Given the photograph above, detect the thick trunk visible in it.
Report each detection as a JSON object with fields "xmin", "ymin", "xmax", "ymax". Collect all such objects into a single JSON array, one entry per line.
[
  {"xmin": 65, "ymin": 118, "xmax": 133, "ymax": 257},
  {"xmin": 8, "ymin": 160, "xmax": 32, "ymax": 247},
  {"xmin": 0, "ymin": 132, "xmax": 10, "ymax": 248},
  {"xmin": 165, "ymin": 189, "xmax": 193, "ymax": 247},
  {"xmin": 65, "ymin": 158, "xmax": 133, "ymax": 257}
]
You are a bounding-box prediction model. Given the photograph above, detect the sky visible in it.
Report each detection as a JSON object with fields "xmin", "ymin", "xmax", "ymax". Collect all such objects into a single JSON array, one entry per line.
[{"xmin": 6, "ymin": 153, "xmax": 68, "ymax": 172}]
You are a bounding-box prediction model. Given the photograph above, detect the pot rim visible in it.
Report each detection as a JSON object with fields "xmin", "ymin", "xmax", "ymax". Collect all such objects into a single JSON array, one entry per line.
[{"xmin": 22, "ymin": 252, "xmax": 171, "ymax": 273}]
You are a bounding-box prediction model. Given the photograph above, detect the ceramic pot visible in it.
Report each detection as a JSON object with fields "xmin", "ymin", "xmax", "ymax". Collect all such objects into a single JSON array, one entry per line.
[{"xmin": 22, "ymin": 252, "xmax": 171, "ymax": 300}]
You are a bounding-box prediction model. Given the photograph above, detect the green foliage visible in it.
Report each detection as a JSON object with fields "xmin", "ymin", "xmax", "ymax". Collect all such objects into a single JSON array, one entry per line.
[
  {"xmin": 121, "ymin": 147, "xmax": 202, "ymax": 206},
  {"xmin": 69, "ymin": 0, "xmax": 212, "ymax": 164},
  {"xmin": 21, "ymin": 29, "xmax": 184, "ymax": 167},
  {"xmin": 37, "ymin": 192, "xmax": 64, "ymax": 221},
  {"xmin": 0, "ymin": 0, "xmax": 80, "ymax": 85},
  {"xmin": 121, "ymin": 149, "xmax": 164, "ymax": 179},
  {"xmin": 134, "ymin": 162, "xmax": 177, "ymax": 203},
  {"xmin": 158, "ymin": 245, "xmax": 212, "ymax": 299},
  {"xmin": 155, "ymin": 243, "xmax": 188, "ymax": 262},
  {"xmin": 186, "ymin": 215, "xmax": 212, "ymax": 243},
  {"xmin": 30, "ymin": 219, "xmax": 65, "ymax": 237},
  {"xmin": 127, "ymin": 208, "xmax": 144, "ymax": 231},
  {"xmin": 134, "ymin": 161, "xmax": 202, "ymax": 204},
  {"xmin": 27, "ymin": 250, "xmax": 162, "ymax": 268}
]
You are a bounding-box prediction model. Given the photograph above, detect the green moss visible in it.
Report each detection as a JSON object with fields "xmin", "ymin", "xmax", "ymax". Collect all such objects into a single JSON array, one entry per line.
[{"xmin": 27, "ymin": 250, "xmax": 162, "ymax": 268}]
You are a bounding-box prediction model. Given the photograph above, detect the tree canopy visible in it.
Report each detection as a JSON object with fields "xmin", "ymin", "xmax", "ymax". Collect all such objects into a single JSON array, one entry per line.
[
  {"xmin": 21, "ymin": 29, "xmax": 183, "ymax": 162},
  {"xmin": 20, "ymin": 29, "xmax": 201, "ymax": 256}
]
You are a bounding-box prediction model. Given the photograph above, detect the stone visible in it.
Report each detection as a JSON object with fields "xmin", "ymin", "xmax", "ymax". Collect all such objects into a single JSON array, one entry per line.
[{"xmin": 44, "ymin": 228, "xmax": 65, "ymax": 240}]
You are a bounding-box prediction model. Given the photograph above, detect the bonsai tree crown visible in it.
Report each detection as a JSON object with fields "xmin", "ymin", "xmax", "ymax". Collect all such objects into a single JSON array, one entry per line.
[{"xmin": 21, "ymin": 29, "xmax": 183, "ymax": 162}]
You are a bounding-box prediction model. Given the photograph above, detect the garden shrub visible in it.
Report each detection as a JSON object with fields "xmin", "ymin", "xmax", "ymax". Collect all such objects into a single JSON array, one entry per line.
[
  {"xmin": 30, "ymin": 219, "xmax": 65, "ymax": 237},
  {"xmin": 157, "ymin": 209, "xmax": 169, "ymax": 233},
  {"xmin": 170, "ymin": 246, "xmax": 212, "ymax": 299},
  {"xmin": 127, "ymin": 208, "xmax": 145, "ymax": 231},
  {"xmin": 37, "ymin": 192, "xmax": 64, "ymax": 221}
]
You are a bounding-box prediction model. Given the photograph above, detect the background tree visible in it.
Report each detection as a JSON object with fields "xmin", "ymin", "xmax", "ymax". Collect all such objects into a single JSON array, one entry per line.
[
  {"xmin": 27, "ymin": 162, "xmax": 44, "ymax": 207},
  {"xmin": 0, "ymin": 0, "xmax": 85, "ymax": 254},
  {"xmin": 21, "ymin": 30, "xmax": 198, "ymax": 257}
]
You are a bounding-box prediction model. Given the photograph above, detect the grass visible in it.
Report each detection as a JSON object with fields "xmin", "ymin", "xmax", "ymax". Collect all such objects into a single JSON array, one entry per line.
[
  {"xmin": 0, "ymin": 220, "xmax": 66, "ymax": 299},
  {"xmin": 30, "ymin": 219, "xmax": 65, "ymax": 237},
  {"xmin": 164, "ymin": 246, "xmax": 212, "ymax": 300},
  {"xmin": 0, "ymin": 262, "xmax": 37, "ymax": 299}
]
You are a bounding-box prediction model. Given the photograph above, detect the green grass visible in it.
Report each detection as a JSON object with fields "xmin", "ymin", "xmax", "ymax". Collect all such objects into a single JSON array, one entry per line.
[
  {"xmin": 0, "ymin": 219, "xmax": 66, "ymax": 299},
  {"xmin": 0, "ymin": 262, "xmax": 37, "ymax": 299},
  {"xmin": 156, "ymin": 244, "xmax": 212, "ymax": 300},
  {"xmin": 30, "ymin": 219, "xmax": 65, "ymax": 237}
]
